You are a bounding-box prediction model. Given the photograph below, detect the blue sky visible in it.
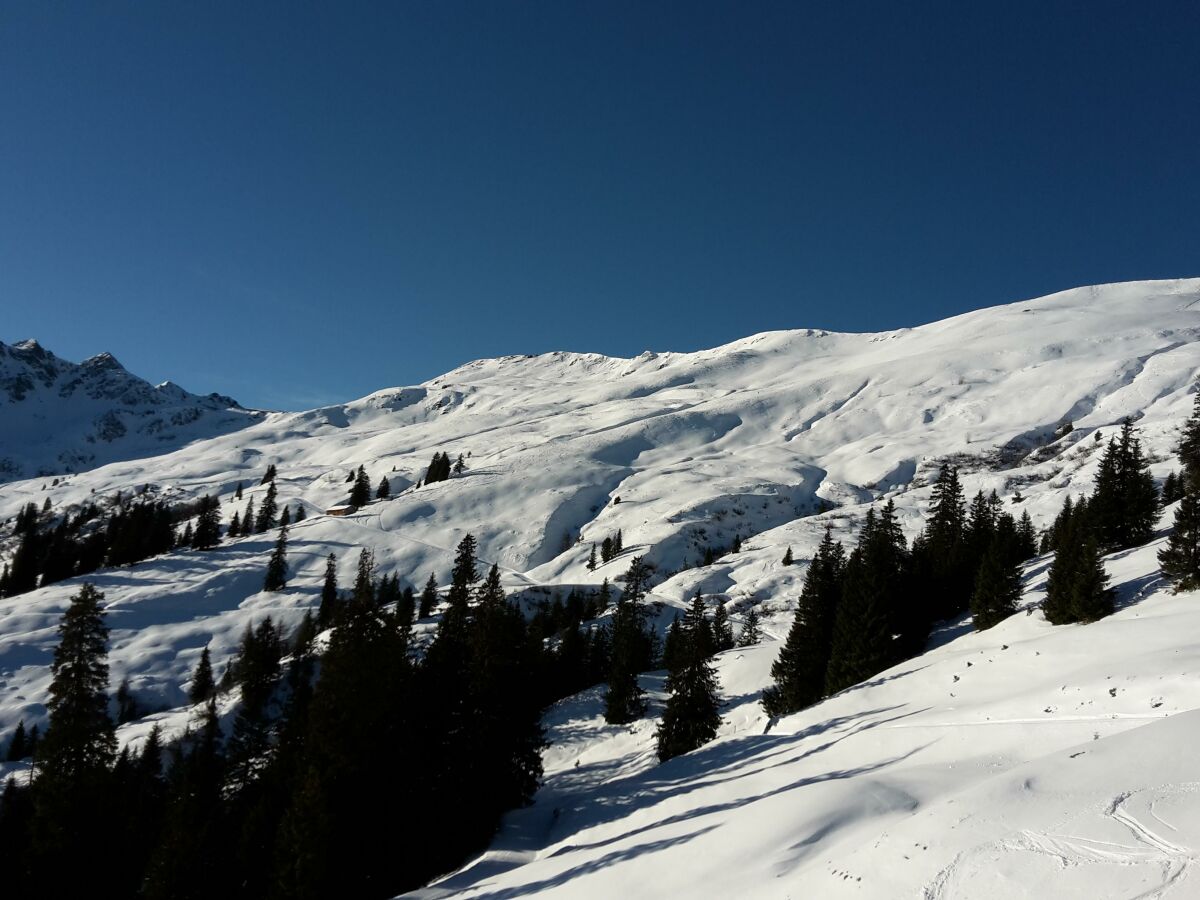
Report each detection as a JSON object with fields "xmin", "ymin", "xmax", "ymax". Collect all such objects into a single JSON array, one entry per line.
[{"xmin": 3, "ymin": 2, "xmax": 1198, "ymax": 410}]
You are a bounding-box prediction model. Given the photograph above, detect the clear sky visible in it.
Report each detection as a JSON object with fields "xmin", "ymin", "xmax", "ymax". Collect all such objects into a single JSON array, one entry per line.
[{"xmin": 3, "ymin": 2, "xmax": 1198, "ymax": 410}]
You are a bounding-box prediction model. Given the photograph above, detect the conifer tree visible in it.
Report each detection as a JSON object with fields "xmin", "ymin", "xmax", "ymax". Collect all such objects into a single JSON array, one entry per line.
[
  {"xmin": 6, "ymin": 720, "xmax": 28, "ymax": 761},
  {"xmin": 762, "ymin": 527, "xmax": 844, "ymax": 717},
  {"xmin": 737, "ymin": 609, "xmax": 762, "ymax": 646},
  {"xmin": 1179, "ymin": 391, "xmax": 1200, "ymax": 490},
  {"xmin": 1091, "ymin": 418, "xmax": 1158, "ymax": 550},
  {"xmin": 228, "ymin": 510, "xmax": 241, "ymax": 538},
  {"xmin": 597, "ymin": 577, "xmax": 612, "ymax": 613},
  {"xmin": 600, "ymin": 536, "xmax": 613, "ymax": 563},
  {"xmin": 32, "ymin": 583, "xmax": 117, "ymax": 888},
  {"xmin": 1016, "ymin": 510, "xmax": 1038, "ymax": 560},
  {"xmin": 656, "ymin": 591, "xmax": 721, "ymax": 761},
  {"xmin": 711, "ymin": 601, "xmax": 734, "ymax": 651},
  {"xmin": 318, "ymin": 554, "xmax": 339, "ymax": 627},
  {"xmin": 825, "ymin": 507, "xmax": 909, "ymax": 694},
  {"xmin": 263, "ymin": 524, "xmax": 289, "ymax": 592},
  {"xmin": 235, "ymin": 482, "xmax": 244, "ymax": 501},
  {"xmin": 279, "ymin": 505, "xmax": 291, "ymax": 529},
  {"xmin": 614, "ymin": 529, "xmax": 623, "ymax": 554},
  {"xmin": 782, "ymin": 546, "xmax": 793, "ymax": 566},
  {"xmin": 969, "ymin": 539, "xmax": 1021, "ymax": 630},
  {"xmin": 294, "ymin": 503, "xmax": 306, "ymax": 522},
  {"xmin": 453, "ymin": 454, "xmax": 465, "ymax": 476},
  {"xmin": 189, "ymin": 646, "xmax": 215, "ymax": 704},
  {"xmin": 191, "ymin": 494, "xmax": 222, "ymax": 550},
  {"xmin": 376, "ymin": 475, "xmax": 391, "ymax": 500},
  {"xmin": 587, "ymin": 544, "xmax": 597, "ymax": 571},
  {"xmin": 1163, "ymin": 471, "xmax": 1181, "ymax": 505},
  {"xmin": 603, "ymin": 557, "xmax": 652, "ymax": 724},
  {"xmin": 257, "ymin": 481, "xmax": 278, "ymax": 533},
  {"xmin": 261, "ymin": 464, "xmax": 277, "ymax": 485},
  {"xmin": 1071, "ymin": 536, "xmax": 1115, "ymax": 622},
  {"xmin": 445, "ymin": 534, "xmax": 479, "ymax": 623},
  {"xmin": 242, "ymin": 497, "xmax": 256, "ymax": 536},
  {"xmin": 352, "ymin": 548, "xmax": 376, "ymax": 607},
  {"xmin": 1159, "ymin": 487, "xmax": 1200, "ymax": 592},
  {"xmin": 418, "ymin": 572, "xmax": 438, "ymax": 619},
  {"xmin": 662, "ymin": 614, "xmax": 685, "ymax": 674}
]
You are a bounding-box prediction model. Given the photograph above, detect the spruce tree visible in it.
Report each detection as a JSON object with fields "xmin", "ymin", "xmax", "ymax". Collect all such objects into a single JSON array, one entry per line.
[
  {"xmin": 1091, "ymin": 418, "xmax": 1158, "ymax": 550},
  {"xmin": 294, "ymin": 504, "xmax": 306, "ymax": 522},
  {"xmin": 352, "ymin": 548, "xmax": 376, "ymax": 607},
  {"xmin": 824, "ymin": 507, "xmax": 909, "ymax": 694},
  {"xmin": 263, "ymin": 524, "xmax": 289, "ymax": 592},
  {"xmin": 261, "ymin": 463, "xmax": 277, "ymax": 485},
  {"xmin": 737, "ymin": 609, "xmax": 762, "ymax": 646},
  {"xmin": 376, "ymin": 475, "xmax": 391, "ymax": 500},
  {"xmin": 782, "ymin": 546, "xmax": 794, "ymax": 566},
  {"xmin": 318, "ymin": 554, "xmax": 339, "ymax": 627},
  {"xmin": 228, "ymin": 510, "xmax": 241, "ymax": 538},
  {"xmin": 192, "ymin": 495, "xmax": 222, "ymax": 550},
  {"xmin": 242, "ymin": 497, "xmax": 256, "ymax": 536},
  {"xmin": 32, "ymin": 583, "xmax": 117, "ymax": 889},
  {"xmin": 418, "ymin": 572, "xmax": 439, "ymax": 619},
  {"xmin": 256, "ymin": 481, "xmax": 278, "ymax": 533},
  {"xmin": 762, "ymin": 527, "xmax": 844, "ymax": 717},
  {"xmin": 656, "ymin": 590, "xmax": 721, "ymax": 761},
  {"xmin": 587, "ymin": 543, "xmax": 597, "ymax": 571},
  {"xmin": 235, "ymin": 482, "xmax": 244, "ymax": 501},
  {"xmin": 1159, "ymin": 487, "xmax": 1200, "ymax": 592},
  {"xmin": 603, "ymin": 557, "xmax": 652, "ymax": 724},
  {"xmin": 189, "ymin": 646, "xmax": 215, "ymax": 704},
  {"xmin": 1163, "ymin": 471, "xmax": 1182, "ymax": 505},
  {"xmin": 1070, "ymin": 536, "xmax": 1115, "ymax": 622},
  {"xmin": 445, "ymin": 534, "xmax": 479, "ymax": 623},
  {"xmin": 711, "ymin": 602, "xmax": 734, "ymax": 651},
  {"xmin": 279, "ymin": 504, "xmax": 291, "ymax": 529},
  {"xmin": 969, "ymin": 539, "xmax": 1021, "ymax": 630},
  {"xmin": 1179, "ymin": 391, "xmax": 1200, "ymax": 490},
  {"xmin": 349, "ymin": 465, "xmax": 371, "ymax": 507},
  {"xmin": 6, "ymin": 720, "xmax": 28, "ymax": 761}
]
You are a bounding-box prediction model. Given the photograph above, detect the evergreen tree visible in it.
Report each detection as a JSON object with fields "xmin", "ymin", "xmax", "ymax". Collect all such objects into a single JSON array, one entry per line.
[
  {"xmin": 294, "ymin": 504, "xmax": 306, "ymax": 522},
  {"xmin": 737, "ymin": 609, "xmax": 762, "ymax": 646},
  {"xmin": 587, "ymin": 543, "xmax": 597, "ymax": 571},
  {"xmin": 661, "ymin": 614, "xmax": 685, "ymax": 675},
  {"xmin": 116, "ymin": 676, "xmax": 141, "ymax": 724},
  {"xmin": 1179, "ymin": 391, "xmax": 1200, "ymax": 491},
  {"xmin": 656, "ymin": 591, "xmax": 721, "ymax": 761},
  {"xmin": 445, "ymin": 534, "xmax": 479, "ymax": 623},
  {"xmin": 614, "ymin": 529, "xmax": 623, "ymax": 554},
  {"xmin": 1091, "ymin": 418, "xmax": 1158, "ymax": 551},
  {"xmin": 1163, "ymin": 471, "xmax": 1182, "ymax": 505},
  {"xmin": 782, "ymin": 546, "xmax": 794, "ymax": 566},
  {"xmin": 376, "ymin": 475, "xmax": 391, "ymax": 500},
  {"xmin": 969, "ymin": 538, "xmax": 1021, "ymax": 630},
  {"xmin": 825, "ymin": 507, "xmax": 909, "ymax": 694},
  {"xmin": 318, "ymin": 554, "xmax": 339, "ymax": 628},
  {"xmin": 1159, "ymin": 487, "xmax": 1200, "ymax": 592},
  {"xmin": 228, "ymin": 510, "xmax": 241, "ymax": 538},
  {"xmin": 242, "ymin": 497, "xmax": 256, "ymax": 536},
  {"xmin": 603, "ymin": 557, "xmax": 652, "ymax": 724},
  {"xmin": 351, "ymin": 548, "xmax": 376, "ymax": 607},
  {"xmin": 915, "ymin": 463, "xmax": 969, "ymax": 622},
  {"xmin": 226, "ymin": 619, "xmax": 283, "ymax": 793},
  {"xmin": 32, "ymin": 583, "xmax": 117, "ymax": 890},
  {"xmin": 261, "ymin": 464, "xmax": 277, "ymax": 485},
  {"xmin": 600, "ymin": 536, "xmax": 613, "ymax": 563},
  {"xmin": 279, "ymin": 504, "xmax": 291, "ymax": 529},
  {"xmin": 1071, "ymin": 536, "xmax": 1115, "ymax": 622},
  {"xmin": 348, "ymin": 465, "xmax": 371, "ymax": 507},
  {"xmin": 453, "ymin": 455, "xmax": 465, "ymax": 476},
  {"xmin": 257, "ymin": 481, "xmax": 278, "ymax": 533},
  {"xmin": 263, "ymin": 524, "xmax": 289, "ymax": 592},
  {"xmin": 189, "ymin": 646, "xmax": 215, "ymax": 704},
  {"xmin": 1016, "ymin": 510, "xmax": 1038, "ymax": 560},
  {"xmin": 711, "ymin": 602, "xmax": 734, "ymax": 651},
  {"xmin": 418, "ymin": 572, "xmax": 438, "ymax": 619},
  {"xmin": 6, "ymin": 720, "xmax": 28, "ymax": 761},
  {"xmin": 762, "ymin": 527, "xmax": 844, "ymax": 717},
  {"xmin": 235, "ymin": 482, "xmax": 244, "ymax": 501},
  {"xmin": 192, "ymin": 496, "xmax": 223, "ymax": 554}
]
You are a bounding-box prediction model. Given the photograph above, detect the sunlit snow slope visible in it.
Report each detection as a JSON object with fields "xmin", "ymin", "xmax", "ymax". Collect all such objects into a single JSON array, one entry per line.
[{"xmin": 3, "ymin": 278, "xmax": 1200, "ymax": 898}]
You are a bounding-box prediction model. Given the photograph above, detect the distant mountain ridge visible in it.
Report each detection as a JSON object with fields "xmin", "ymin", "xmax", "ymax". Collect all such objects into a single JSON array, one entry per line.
[{"xmin": 0, "ymin": 338, "xmax": 260, "ymax": 481}]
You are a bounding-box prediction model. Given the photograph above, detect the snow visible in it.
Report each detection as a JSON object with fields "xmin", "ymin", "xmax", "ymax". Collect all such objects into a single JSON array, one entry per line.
[{"xmin": 4, "ymin": 277, "xmax": 1200, "ymax": 897}]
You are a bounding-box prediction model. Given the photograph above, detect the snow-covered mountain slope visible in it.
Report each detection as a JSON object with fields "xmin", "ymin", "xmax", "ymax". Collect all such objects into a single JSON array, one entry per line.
[
  {"xmin": 0, "ymin": 338, "xmax": 260, "ymax": 481},
  {"xmin": 418, "ymin": 534, "xmax": 1200, "ymax": 899},
  {"xmin": 2, "ymin": 277, "xmax": 1200, "ymax": 897}
]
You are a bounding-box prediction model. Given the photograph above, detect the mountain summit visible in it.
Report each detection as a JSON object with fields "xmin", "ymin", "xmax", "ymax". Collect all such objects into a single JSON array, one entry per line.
[{"xmin": 0, "ymin": 339, "xmax": 260, "ymax": 481}]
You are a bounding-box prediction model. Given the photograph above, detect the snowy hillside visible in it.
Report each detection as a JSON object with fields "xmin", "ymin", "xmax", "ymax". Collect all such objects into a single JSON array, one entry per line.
[
  {"xmin": 3, "ymin": 277, "xmax": 1200, "ymax": 897},
  {"xmin": 0, "ymin": 338, "xmax": 260, "ymax": 481}
]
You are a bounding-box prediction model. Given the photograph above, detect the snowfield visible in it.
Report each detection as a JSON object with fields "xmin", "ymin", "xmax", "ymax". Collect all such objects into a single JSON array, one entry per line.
[{"xmin": 4, "ymin": 277, "xmax": 1200, "ymax": 898}]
